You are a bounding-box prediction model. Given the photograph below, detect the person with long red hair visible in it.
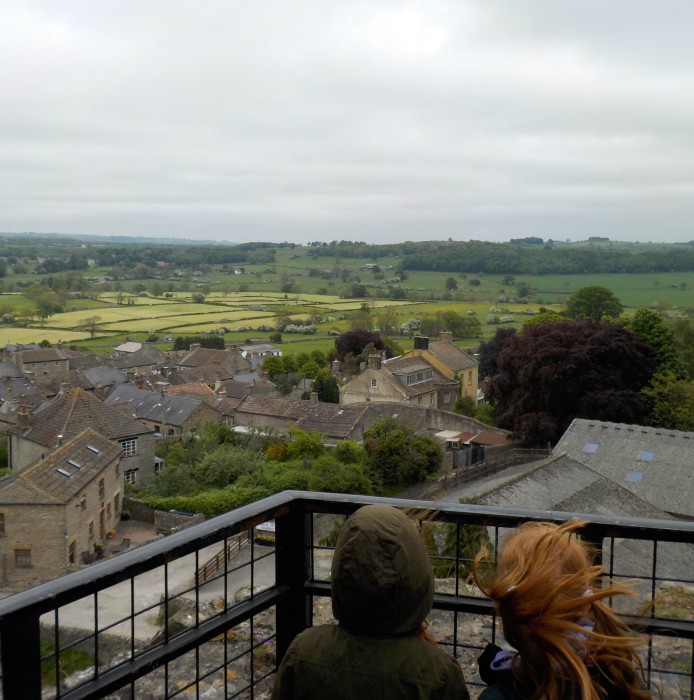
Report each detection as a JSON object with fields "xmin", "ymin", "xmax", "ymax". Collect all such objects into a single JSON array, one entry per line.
[{"xmin": 473, "ymin": 520, "xmax": 651, "ymax": 700}]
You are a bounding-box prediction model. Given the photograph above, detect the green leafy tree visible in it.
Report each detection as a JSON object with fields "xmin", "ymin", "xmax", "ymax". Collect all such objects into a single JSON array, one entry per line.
[
  {"xmin": 307, "ymin": 455, "xmax": 372, "ymax": 494},
  {"xmin": 565, "ymin": 286, "xmax": 623, "ymax": 321},
  {"xmin": 671, "ymin": 318, "xmax": 694, "ymax": 380},
  {"xmin": 193, "ymin": 444, "xmax": 265, "ymax": 488},
  {"xmin": 621, "ymin": 308, "xmax": 686, "ymax": 379},
  {"xmin": 312, "ymin": 368, "xmax": 340, "ymax": 403},
  {"xmin": 286, "ymin": 429, "xmax": 325, "ymax": 460},
  {"xmin": 363, "ymin": 419, "xmax": 442, "ymax": 489},
  {"xmin": 81, "ymin": 315, "xmax": 102, "ymax": 339},
  {"xmin": 445, "ymin": 277, "xmax": 458, "ymax": 291},
  {"xmin": 642, "ymin": 373, "xmax": 694, "ymax": 431}
]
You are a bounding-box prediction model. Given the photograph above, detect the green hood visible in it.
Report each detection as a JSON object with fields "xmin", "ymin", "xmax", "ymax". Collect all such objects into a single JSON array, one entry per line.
[{"xmin": 331, "ymin": 504, "xmax": 434, "ymax": 636}]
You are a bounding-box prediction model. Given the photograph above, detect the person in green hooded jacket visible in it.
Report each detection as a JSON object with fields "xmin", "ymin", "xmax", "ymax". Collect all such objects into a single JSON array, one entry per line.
[{"xmin": 271, "ymin": 504, "xmax": 469, "ymax": 700}]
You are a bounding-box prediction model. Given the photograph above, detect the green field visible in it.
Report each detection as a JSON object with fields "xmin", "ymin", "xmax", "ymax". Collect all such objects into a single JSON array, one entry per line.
[{"xmin": 2, "ymin": 245, "xmax": 694, "ymax": 353}]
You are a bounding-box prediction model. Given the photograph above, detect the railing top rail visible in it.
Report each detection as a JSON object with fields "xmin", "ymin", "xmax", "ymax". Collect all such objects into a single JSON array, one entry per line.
[{"xmin": 1, "ymin": 490, "xmax": 692, "ymax": 622}]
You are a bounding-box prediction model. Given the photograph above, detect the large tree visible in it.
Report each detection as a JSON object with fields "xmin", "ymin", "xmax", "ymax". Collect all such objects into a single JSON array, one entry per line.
[
  {"xmin": 620, "ymin": 308, "xmax": 686, "ymax": 379},
  {"xmin": 362, "ymin": 419, "xmax": 441, "ymax": 488},
  {"xmin": 333, "ymin": 328, "xmax": 386, "ymax": 362},
  {"xmin": 489, "ymin": 319, "xmax": 656, "ymax": 446},
  {"xmin": 565, "ymin": 286, "xmax": 623, "ymax": 321},
  {"xmin": 476, "ymin": 327, "xmax": 517, "ymax": 378}
]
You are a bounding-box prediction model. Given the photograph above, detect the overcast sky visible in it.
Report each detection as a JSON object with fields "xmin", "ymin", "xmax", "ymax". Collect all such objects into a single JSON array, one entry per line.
[{"xmin": 2, "ymin": 1, "xmax": 694, "ymax": 245}]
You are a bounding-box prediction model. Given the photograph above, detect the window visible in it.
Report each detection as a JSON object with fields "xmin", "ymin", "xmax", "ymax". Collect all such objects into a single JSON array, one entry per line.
[
  {"xmin": 417, "ymin": 397, "xmax": 422, "ymax": 405},
  {"xmin": 468, "ymin": 371, "xmax": 472, "ymax": 385},
  {"xmin": 0, "ymin": 512, "xmax": 4, "ymax": 536},
  {"xmin": 125, "ymin": 469, "xmax": 138, "ymax": 485},
  {"xmin": 106, "ymin": 502, "xmax": 111, "ymax": 518},
  {"xmin": 370, "ymin": 379, "xmax": 377, "ymax": 388},
  {"xmin": 627, "ymin": 470, "xmax": 644, "ymax": 483},
  {"xmin": 582, "ymin": 442, "xmax": 599, "ymax": 454},
  {"xmin": 639, "ymin": 450, "xmax": 655, "ymax": 462},
  {"xmin": 114, "ymin": 493, "xmax": 120, "ymax": 513},
  {"xmin": 98, "ymin": 478, "xmax": 105, "ymax": 501},
  {"xmin": 119, "ymin": 438, "xmax": 138, "ymax": 457},
  {"xmin": 80, "ymin": 495, "xmax": 86, "ymax": 511},
  {"xmin": 68, "ymin": 541, "xmax": 76, "ymax": 565},
  {"xmin": 443, "ymin": 391, "xmax": 451, "ymax": 404},
  {"xmin": 429, "ymin": 394, "xmax": 434, "ymax": 405},
  {"xmin": 88, "ymin": 521, "xmax": 94, "ymax": 538},
  {"xmin": 15, "ymin": 549, "xmax": 31, "ymax": 567}
]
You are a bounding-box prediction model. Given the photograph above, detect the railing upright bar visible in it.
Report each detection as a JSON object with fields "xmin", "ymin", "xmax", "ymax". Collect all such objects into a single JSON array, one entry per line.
[
  {"xmin": 0, "ymin": 611, "xmax": 43, "ymax": 698},
  {"xmin": 274, "ymin": 500, "xmax": 313, "ymax": 667}
]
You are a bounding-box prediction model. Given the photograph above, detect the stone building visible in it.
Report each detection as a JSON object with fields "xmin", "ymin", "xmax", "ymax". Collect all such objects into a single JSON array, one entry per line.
[
  {"xmin": 0, "ymin": 429, "xmax": 122, "ymax": 590},
  {"xmin": 8, "ymin": 387, "xmax": 156, "ymax": 488}
]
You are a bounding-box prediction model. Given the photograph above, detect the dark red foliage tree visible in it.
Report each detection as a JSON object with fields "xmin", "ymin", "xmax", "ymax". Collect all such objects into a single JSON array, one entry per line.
[
  {"xmin": 333, "ymin": 329, "xmax": 386, "ymax": 362},
  {"xmin": 488, "ymin": 319, "xmax": 656, "ymax": 446},
  {"xmin": 477, "ymin": 327, "xmax": 517, "ymax": 378}
]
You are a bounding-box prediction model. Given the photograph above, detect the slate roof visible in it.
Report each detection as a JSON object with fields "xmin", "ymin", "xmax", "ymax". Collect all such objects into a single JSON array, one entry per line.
[
  {"xmin": 384, "ymin": 356, "xmax": 456, "ymax": 398},
  {"xmin": 18, "ymin": 348, "xmax": 69, "ymax": 364},
  {"xmin": 13, "ymin": 429, "xmax": 121, "ymax": 503},
  {"xmin": 177, "ymin": 347, "xmax": 233, "ymax": 368},
  {"xmin": 553, "ymin": 419, "xmax": 694, "ymax": 518},
  {"xmin": 104, "ymin": 384, "xmax": 202, "ymax": 427},
  {"xmin": 81, "ymin": 365, "xmax": 127, "ymax": 388},
  {"xmin": 17, "ymin": 387, "xmax": 150, "ymax": 448},
  {"xmin": 0, "ymin": 376, "xmax": 41, "ymax": 402},
  {"xmin": 166, "ymin": 366, "xmax": 233, "ymax": 385},
  {"xmin": 200, "ymin": 394, "xmax": 243, "ymax": 417},
  {"xmin": 476, "ymin": 452, "xmax": 691, "ymax": 585},
  {"xmin": 0, "ymin": 361, "xmax": 22, "ymax": 379},
  {"xmin": 33, "ymin": 371, "xmax": 93, "ymax": 397},
  {"xmin": 425, "ymin": 340, "xmax": 478, "ymax": 372}
]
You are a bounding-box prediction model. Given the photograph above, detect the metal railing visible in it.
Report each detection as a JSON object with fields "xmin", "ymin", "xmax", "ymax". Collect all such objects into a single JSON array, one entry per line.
[{"xmin": 0, "ymin": 491, "xmax": 692, "ymax": 699}]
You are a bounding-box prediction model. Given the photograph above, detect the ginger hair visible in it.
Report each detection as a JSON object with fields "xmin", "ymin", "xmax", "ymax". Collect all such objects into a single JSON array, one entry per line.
[{"xmin": 473, "ymin": 520, "xmax": 651, "ymax": 700}]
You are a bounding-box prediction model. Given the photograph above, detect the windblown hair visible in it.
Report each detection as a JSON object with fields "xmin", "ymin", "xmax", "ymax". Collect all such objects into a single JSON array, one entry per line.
[{"xmin": 473, "ymin": 520, "xmax": 651, "ymax": 700}]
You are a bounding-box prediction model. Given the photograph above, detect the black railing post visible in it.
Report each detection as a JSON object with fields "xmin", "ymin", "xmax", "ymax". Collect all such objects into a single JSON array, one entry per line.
[
  {"xmin": 1, "ymin": 612, "xmax": 43, "ymax": 699},
  {"xmin": 275, "ymin": 500, "xmax": 313, "ymax": 669}
]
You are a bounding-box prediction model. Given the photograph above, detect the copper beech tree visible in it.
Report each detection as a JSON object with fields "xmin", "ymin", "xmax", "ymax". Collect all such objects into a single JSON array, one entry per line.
[{"xmin": 488, "ymin": 319, "xmax": 656, "ymax": 446}]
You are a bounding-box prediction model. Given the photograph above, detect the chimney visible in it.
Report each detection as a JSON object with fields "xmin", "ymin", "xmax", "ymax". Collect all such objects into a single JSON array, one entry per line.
[
  {"xmin": 134, "ymin": 374, "xmax": 144, "ymax": 389},
  {"xmin": 59, "ymin": 381, "xmax": 70, "ymax": 394},
  {"xmin": 367, "ymin": 354, "xmax": 381, "ymax": 370},
  {"xmin": 332, "ymin": 359, "xmax": 341, "ymax": 375},
  {"xmin": 218, "ymin": 386, "xmax": 227, "ymax": 397},
  {"xmin": 17, "ymin": 405, "xmax": 30, "ymax": 428},
  {"xmin": 214, "ymin": 380, "xmax": 222, "ymax": 392},
  {"xmin": 310, "ymin": 392, "xmax": 318, "ymax": 403},
  {"xmin": 93, "ymin": 383, "xmax": 105, "ymax": 400},
  {"xmin": 413, "ymin": 336, "xmax": 429, "ymax": 350},
  {"xmin": 189, "ymin": 343, "xmax": 201, "ymax": 351},
  {"xmin": 359, "ymin": 361, "xmax": 366, "ymax": 373},
  {"xmin": 439, "ymin": 331, "xmax": 453, "ymax": 343}
]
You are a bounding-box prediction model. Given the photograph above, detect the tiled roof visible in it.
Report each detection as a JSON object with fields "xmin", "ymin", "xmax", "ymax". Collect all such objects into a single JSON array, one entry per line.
[
  {"xmin": 104, "ymin": 384, "xmax": 202, "ymax": 426},
  {"xmin": 553, "ymin": 418, "xmax": 694, "ymax": 518},
  {"xmin": 425, "ymin": 341, "xmax": 478, "ymax": 371},
  {"xmin": 81, "ymin": 365, "xmax": 127, "ymax": 388},
  {"xmin": 0, "ymin": 377, "xmax": 41, "ymax": 402},
  {"xmin": 200, "ymin": 394, "xmax": 243, "ymax": 416},
  {"xmin": 18, "ymin": 387, "xmax": 150, "ymax": 447},
  {"xmin": 165, "ymin": 383, "xmax": 214, "ymax": 396},
  {"xmin": 18, "ymin": 429, "xmax": 121, "ymax": 503}
]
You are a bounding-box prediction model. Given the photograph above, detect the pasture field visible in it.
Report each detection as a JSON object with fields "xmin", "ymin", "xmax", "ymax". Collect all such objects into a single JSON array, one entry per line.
[{"xmin": 0, "ymin": 327, "xmax": 86, "ymax": 346}]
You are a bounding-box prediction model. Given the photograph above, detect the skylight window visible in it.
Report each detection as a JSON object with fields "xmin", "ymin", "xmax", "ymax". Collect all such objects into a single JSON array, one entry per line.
[
  {"xmin": 66, "ymin": 459, "xmax": 82, "ymax": 469},
  {"xmin": 86, "ymin": 445, "xmax": 101, "ymax": 454},
  {"xmin": 638, "ymin": 450, "xmax": 654, "ymax": 462},
  {"xmin": 582, "ymin": 442, "xmax": 599, "ymax": 454},
  {"xmin": 55, "ymin": 467, "xmax": 71, "ymax": 477},
  {"xmin": 627, "ymin": 470, "xmax": 644, "ymax": 483}
]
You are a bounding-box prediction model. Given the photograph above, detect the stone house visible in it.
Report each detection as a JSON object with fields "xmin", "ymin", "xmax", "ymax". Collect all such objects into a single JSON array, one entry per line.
[
  {"xmin": 7, "ymin": 387, "xmax": 156, "ymax": 489},
  {"xmin": 401, "ymin": 333, "xmax": 479, "ymax": 402},
  {"xmin": 14, "ymin": 347, "xmax": 70, "ymax": 378},
  {"xmin": 0, "ymin": 429, "xmax": 122, "ymax": 589},
  {"xmin": 175, "ymin": 345, "xmax": 251, "ymax": 375},
  {"xmin": 339, "ymin": 354, "xmax": 459, "ymax": 409}
]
